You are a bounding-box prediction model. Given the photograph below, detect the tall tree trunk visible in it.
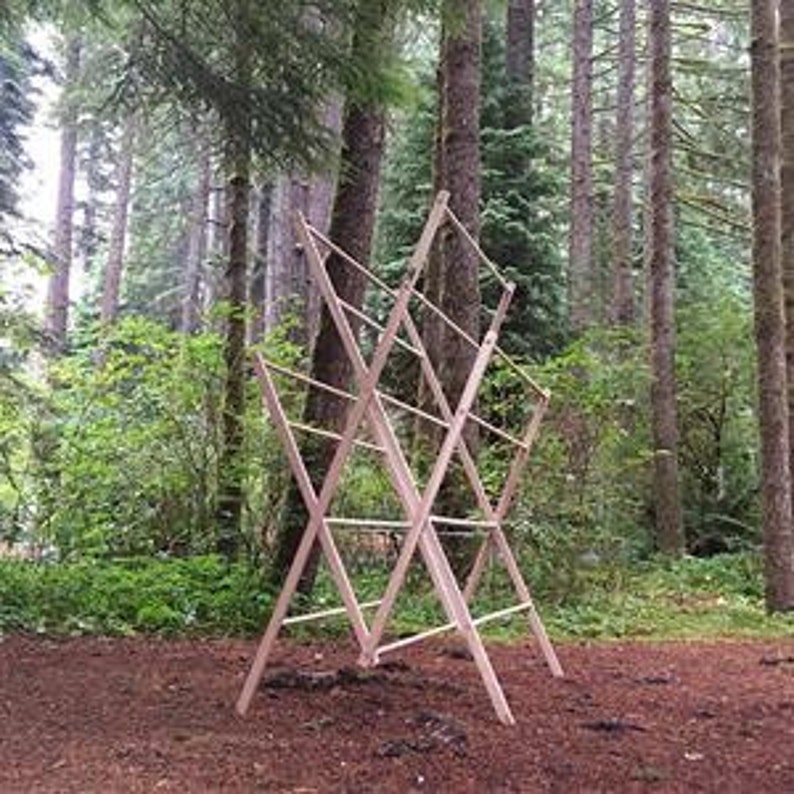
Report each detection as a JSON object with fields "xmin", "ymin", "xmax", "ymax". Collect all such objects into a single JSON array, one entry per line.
[
  {"xmin": 505, "ymin": 0, "xmax": 534, "ymax": 127},
  {"xmin": 249, "ymin": 183, "xmax": 272, "ymax": 344},
  {"xmin": 44, "ymin": 36, "xmax": 80, "ymax": 354},
  {"xmin": 264, "ymin": 174, "xmax": 309, "ymax": 340},
  {"xmin": 80, "ymin": 121, "xmax": 104, "ymax": 275},
  {"xmin": 646, "ymin": 0, "xmax": 683, "ymax": 555},
  {"xmin": 205, "ymin": 174, "xmax": 228, "ymax": 312},
  {"xmin": 100, "ymin": 116, "xmax": 137, "ymax": 327},
  {"xmin": 568, "ymin": 0, "xmax": 594, "ymax": 334},
  {"xmin": 440, "ymin": 0, "xmax": 482, "ymax": 422},
  {"xmin": 264, "ymin": 104, "xmax": 341, "ymax": 348},
  {"xmin": 215, "ymin": 26, "xmax": 253, "ymax": 559},
  {"xmin": 756, "ymin": 0, "xmax": 794, "ymax": 611},
  {"xmin": 269, "ymin": 3, "xmax": 388, "ymax": 592},
  {"xmin": 610, "ymin": 0, "xmax": 636, "ymax": 325},
  {"xmin": 434, "ymin": 0, "xmax": 483, "ymax": 575},
  {"xmin": 181, "ymin": 138, "xmax": 212, "ymax": 334}
]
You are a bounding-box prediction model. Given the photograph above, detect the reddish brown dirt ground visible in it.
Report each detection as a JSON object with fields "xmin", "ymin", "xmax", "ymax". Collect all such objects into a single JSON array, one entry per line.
[{"xmin": 1, "ymin": 635, "xmax": 793, "ymax": 792}]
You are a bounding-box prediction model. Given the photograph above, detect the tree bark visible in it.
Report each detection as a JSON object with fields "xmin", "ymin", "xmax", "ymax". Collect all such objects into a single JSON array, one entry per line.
[
  {"xmin": 100, "ymin": 116, "xmax": 137, "ymax": 328},
  {"xmin": 756, "ymin": 0, "xmax": 794, "ymax": 610},
  {"xmin": 568, "ymin": 0, "xmax": 594, "ymax": 334},
  {"xmin": 249, "ymin": 183, "xmax": 272, "ymax": 344},
  {"xmin": 440, "ymin": 0, "xmax": 482, "ymax": 422},
  {"xmin": 505, "ymin": 0, "xmax": 534, "ymax": 127},
  {"xmin": 646, "ymin": 0, "xmax": 684, "ymax": 555},
  {"xmin": 180, "ymin": 137, "xmax": 212, "ymax": 334},
  {"xmin": 215, "ymin": 14, "xmax": 253, "ymax": 559},
  {"xmin": 269, "ymin": 4, "xmax": 388, "ymax": 592},
  {"xmin": 610, "ymin": 0, "xmax": 636, "ymax": 326},
  {"xmin": 432, "ymin": 0, "xmax": 483, "ymax": 574},
  {"xmin": 267, "ymin": 174, "xmax": 310, "ymax": 341},
  {"xmin": 44, "ymin": 36, "xmax": 80, "ymax": 354},
  {"xmin": 215, "ymin": 132, "xmax": 251, "ymax": 559},
  {"xmin": 80, "ymin": 122, "xmax": 104, "ymax": 275}
]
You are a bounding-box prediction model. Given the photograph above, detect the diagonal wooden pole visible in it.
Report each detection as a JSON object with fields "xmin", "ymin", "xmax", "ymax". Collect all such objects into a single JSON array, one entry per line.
[
  {"xmin": 299, "ymin": 195, "xmax": 519, "ymax": 723},
  {"xmin": 236, "ymin": 360, "xmax": 376, "ymax": 715},
  {"xmin": 237, "ymin": 193, "xmax": 450, "ymax": 715},
  {"xmin": 399, "ymin": 306, "xmax": 562, "ymax": 677}
]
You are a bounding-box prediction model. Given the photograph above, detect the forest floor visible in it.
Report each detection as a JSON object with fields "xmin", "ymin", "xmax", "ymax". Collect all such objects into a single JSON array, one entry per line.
[{"xmin": 1, "ymin": 635, "xmax": 793, "ymax": 792}]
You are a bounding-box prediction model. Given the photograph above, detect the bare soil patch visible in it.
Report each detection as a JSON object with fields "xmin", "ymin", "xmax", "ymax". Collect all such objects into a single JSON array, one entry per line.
[{"xmin": 1, "ymin": 634, "xmax": 793, "ymax": 792}]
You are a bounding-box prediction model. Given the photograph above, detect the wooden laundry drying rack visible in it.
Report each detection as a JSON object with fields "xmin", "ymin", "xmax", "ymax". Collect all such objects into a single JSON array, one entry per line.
[{"xmin": 236, "ymin": 191, "xmax": 562, "ymax": 726}]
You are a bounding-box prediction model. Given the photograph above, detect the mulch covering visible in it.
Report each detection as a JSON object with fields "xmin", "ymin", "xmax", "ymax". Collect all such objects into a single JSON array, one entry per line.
[{"xmin": 1, "ymin": 635, "xmax": 793, "ymax": 792}]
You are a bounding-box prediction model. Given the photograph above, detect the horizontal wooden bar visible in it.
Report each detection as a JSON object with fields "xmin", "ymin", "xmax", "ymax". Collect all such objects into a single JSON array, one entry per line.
[
  {"xmin": 471, "ymin": 601, "xmax": 532, "ymax": 627},
  {"xmin": 377, "ymin": 390, "xmax": 449, "ymax": 430},
  {"xmin": 429, "ymin": 515, "xmax": 498, "ymax": 529},
  {"xmin": 375, "ymin": 604, "xmax": 532, "ymax": 657},
  {"xmin": 325, "ymin": 516, "xmax": 410, "ymax": 529},
  {"xmin": 444, "ymin": 206, "xmax": 512, "ymax": 290},
  {"xmin": 338, "ymin": 299, "xmax": 424, "ymax": 359},
  {"xmin": 283, "ymin": 599, "xmax": 382, "ymax": 626},
  {"xmin": 466, "ymin": 411, "xmax": 528, "ymax": 450},
  {"xmin": 305, "ymin": 223, "xmax": 398, "ymax": 299},
  {"xmin": 260, "ymin": 356, "xmax": 356, "ymax": 403},
  {"xmin": 287, "ymin": 420, "xmax": 385, "ymax": 454},
  {"xmin": 375, "ymin": 620, "xmax": 457, "ymax": 657}
]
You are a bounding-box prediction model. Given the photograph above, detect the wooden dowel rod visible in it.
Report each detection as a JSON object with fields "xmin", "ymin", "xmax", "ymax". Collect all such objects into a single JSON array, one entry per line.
[
  {"xmin": 444, "ymin": 207, "xmax": 511, "ymax": 290},
  {"xmin": 466, "ymin": 411, "xmax": 528, "ymax": 450},
  {"xmin": 287, "ymin": 420, "xmax": 385, "ymax": 454},
  {"xmin": 429, "ymin": 514, "xmax": 498, "ymax": 528},
  {"xmin": 325, "ymin": 516, "xmax": 410, "ymax": 529},
  {"xmin": 339, "ymin": 299, "xmax": 424, "ymax": 359},
  {"xmin": 306, "ymin": 224, "xmax": 398, "ymax": 299},
  {"xmin": 260, "ymin": 356, "xmax": 356, "ymax": 403},
  {"xmin": 471, "ymin": 601, "xmax": 533, "ymax": 627},
  {"xmin": 376, "ymin": 621, "xmax": 457, "ymax": 657},
  {"xmin": 376, "ymin": 603, "xmax": 533, "ymax": 660},
  {"xmin": 377, "ymin": 390, "xmax": 449, "ymax": 429},
  {"xmin": 283, "ymin": 599, "xmax": 382, "ymax": 626}
]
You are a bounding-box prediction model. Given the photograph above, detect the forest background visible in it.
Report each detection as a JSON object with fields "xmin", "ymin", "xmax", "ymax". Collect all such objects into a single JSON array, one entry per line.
[{"xmin": 2, "ymin": 0, "xmax": 794, "ymax": 639}]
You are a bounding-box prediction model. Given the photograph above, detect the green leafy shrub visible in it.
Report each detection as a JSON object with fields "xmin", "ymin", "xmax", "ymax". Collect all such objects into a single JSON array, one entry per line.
[{"xmin": 0, "ymin": 555, "xmax": 270, "ymax": 635}]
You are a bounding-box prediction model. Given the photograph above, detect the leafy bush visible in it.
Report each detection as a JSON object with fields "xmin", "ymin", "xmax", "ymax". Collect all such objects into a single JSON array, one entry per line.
[
  {"xmin": 0, "ymin": 555, "xmax": 270, "ymax": 635},
  {"xmin": 0, "ymin": 316, "xmax": 304, "ymax": 561},
  {"xmin": 676, "ymin": 297, "xmax": 758, "ymax": 553}
]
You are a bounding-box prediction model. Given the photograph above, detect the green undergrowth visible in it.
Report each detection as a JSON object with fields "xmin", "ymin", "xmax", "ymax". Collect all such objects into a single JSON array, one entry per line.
[
  {"xmin": 0, "ymin": 555, "xmax": 271, "ymax": 636},
  {"xmin": 1, "ymin": 553, "xmax": 793, "ymax": 641}
]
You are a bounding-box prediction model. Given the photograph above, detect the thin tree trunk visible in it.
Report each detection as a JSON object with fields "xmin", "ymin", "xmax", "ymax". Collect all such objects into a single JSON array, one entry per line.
[
  {"xmin": 264, "ymin": 174, "xmax": 308, "ymax": 338},
  {"xmin": 249, "ymin": 183, "xmax": 271, "ymax": 344},
  {"xmin": 80, "ymin": 122, "xmax": 104, "ymax": 275},
  {"xmin": 610, "ymin": 0, "xmax": 636, "ymax": 325},
  {"xmin": 215, "ymin": 21, "xmax": 253, "ymax": 559},
  {"xmin": 505, "ymin": 0, "xmax": 534, "ymax": 127},
  {"xmin": 100, "ymin": 116, "xmax": 137, "ymax": 327},
  {"xmin": 646, "ymin": 0, "xmax": 683, "ymax": 555},
  {"xmin": 205, "ymin": 174, "xmax": 228, "ymax": 312},
  {"xmin": 755, "ymin": 0, "xmax": 794, "ymax": 610},
  {"xmin": 269, "ymin": 4, "xmax": 388, "ymax": 592},
  {"xmin": 44, "ymin": 36, "xmax": 80, "ymax": 354},
  {"xmin": 181, "ymin": 138, "xmax": 212, "ymax": 334},
  {"xmin": 568, "ymin": 0, "xmax": 594, "ymax": 334}
]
